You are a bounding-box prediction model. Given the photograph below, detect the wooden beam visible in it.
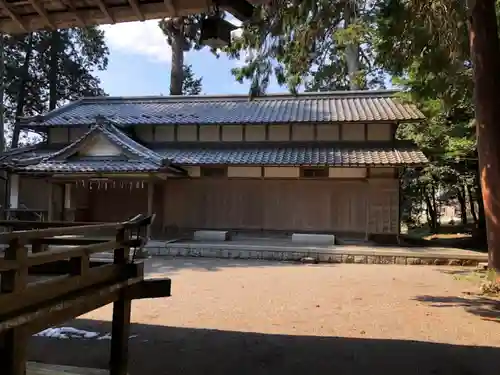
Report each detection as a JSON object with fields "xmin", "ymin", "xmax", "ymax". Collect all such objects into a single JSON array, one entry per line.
[
  {"xmin": 127, "ymin": 0, "xmax": 144, "ymax": 21},
  {"xmin": 0, "ymin": 275, "xmax": 144, "ymax": 335},
  {"xmin": 29, "ymin": 0, "xmax": 56, "ymax": 29},
  {"xmin": 110, "ymin": 228, "xmax": 131, "ymax": 375},
  {"xmin": 62, "ymin": 0, "xmax": 85, "ymax": 27},
  {"xmin": 0, "ymin": 215, "xmax": 147, "ymax": 243},
  {"xmin": 0, "ymin": 1, "xmax": 214, "ymax": 34},
  {"xmin": 0, "ymin": 0, "xmax": 26, "ymax": 32},
  {"xmin": 0, "ymin": 263, "xmax": 140, "ymax": 317},
  {"xmin": 164, "ymin": 0, "xmax": 176, "ymax": 15},
  {"xmin": 95, "ymin": 0, "xmax": 114, "ymax": 23},
  {"xmin": 0, "ymin": 239, "xmax": 28, "ymax": 375},
  {"xmin": 124, "ymin": 278, "xmax": 171, "ymax": 300}
]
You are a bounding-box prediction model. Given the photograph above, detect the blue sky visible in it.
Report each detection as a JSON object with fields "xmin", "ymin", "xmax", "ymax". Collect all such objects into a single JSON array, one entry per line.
[{"xmin": 98, "ymin": 19, "xmax": 283, "ymax": 97}]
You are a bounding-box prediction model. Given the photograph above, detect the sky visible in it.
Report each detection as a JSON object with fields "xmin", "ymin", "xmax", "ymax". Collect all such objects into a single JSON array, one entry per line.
[{"xmin": 98, "ymin": 18, "xmax": 284, "ymax": 97}]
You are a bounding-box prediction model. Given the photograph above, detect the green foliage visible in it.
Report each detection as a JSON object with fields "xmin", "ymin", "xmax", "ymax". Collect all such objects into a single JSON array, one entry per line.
[
  {"xmin": 226, "ymin": 0, "xmax": 385, "ymax": 95},
  {"xmin": 2, "ymin": 26, "xmax": 109, "ymax": 147},
  {"xmin": 182, "ymin": 64, "xmax": 203, "ymax": 95}
]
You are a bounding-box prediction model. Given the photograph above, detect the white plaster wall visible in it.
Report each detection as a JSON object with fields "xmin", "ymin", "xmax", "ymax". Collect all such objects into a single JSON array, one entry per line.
[
  {"xmin": 80, "ymin": 134, "xmax": 121, "ymax": 156},
  {"xmin": 199, "ymin": 125, "xmax": 220, "ymax": 142},
  {"xmin": 177, "ymin": 125, "xmax": 198, "ymax": 141},
  {"xmin": 268, "ymin": 125, "xmax": 290, "ymax": 141},
  {"xmin": 264, "ymin": 167, "xmax": 299, "ymax": 178},
  {"xmin": 185, "ymin": 166, "xmax": 201, "ymax": 177},
  {"xmin": 245, "ymin": 125, "xmax": 266, "ymax": 141},
  {"xmin": 222, "ymin": 125, "xmax": 243, "ymax": 141},
  {"xmin": 292, "ymin": 124, "xmax": 314, "ymax": 141},
  {"xmin": 155, "ymin": 126, "xmax": 175, "ymax": 141},
  {"xmin": 227, "ymin": 166, "xmax": 262, "ymax": 178},
  {"xmin": 329, "ymin": 167, "xmax": 367, "ymax": 178}
]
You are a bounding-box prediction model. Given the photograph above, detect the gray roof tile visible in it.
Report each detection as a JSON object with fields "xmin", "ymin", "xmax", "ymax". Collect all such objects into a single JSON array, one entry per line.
[
  {"xmin": 5, "ymin": 120, "xmax": 178, "ymax": 174},
  {"xmin": 154, "ymin": 141, "xmax": 427, "ymax": 167},
  {"xmin": 20, "ymin": 90, "xmax": 424, "ymax": 127},
  {"xmin": 3, "ymin": 141, "xmax": 427, "ymax": 173}
]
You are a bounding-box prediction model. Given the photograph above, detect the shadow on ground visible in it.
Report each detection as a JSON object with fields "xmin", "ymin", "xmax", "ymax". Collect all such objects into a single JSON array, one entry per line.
[
  {"xmin": 29, "ymin": 319, "xmax": 500, "ymax": 375},
  {"xmin": 415, "ymin": 295, "xmax": 500, "ymax": 323},
  {"xmin": 144, "ymin": 257, "xmax": 321, "ymax": 275}
]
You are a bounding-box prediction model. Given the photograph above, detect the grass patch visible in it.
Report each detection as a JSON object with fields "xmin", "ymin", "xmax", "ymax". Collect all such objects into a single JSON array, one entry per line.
[{"xmin": 453, "ymin": 268, "xmax": 500, "ymax": 295}]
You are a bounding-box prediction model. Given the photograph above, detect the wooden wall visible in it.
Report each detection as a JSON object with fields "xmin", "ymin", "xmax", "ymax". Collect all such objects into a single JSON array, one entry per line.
[{"xmin": 163, "ymin": 178, "xmax": 399, "ymax": 235}]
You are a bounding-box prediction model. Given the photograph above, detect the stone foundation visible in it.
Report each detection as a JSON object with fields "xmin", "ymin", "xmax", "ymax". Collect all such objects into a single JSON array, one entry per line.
[{"xmin": 146, "ymin": 245, "xmax": 484, "ymax": 267}]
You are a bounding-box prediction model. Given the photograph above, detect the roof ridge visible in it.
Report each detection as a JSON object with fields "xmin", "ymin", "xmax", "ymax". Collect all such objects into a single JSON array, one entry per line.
[{"xmin": 78, "ymin": 90, "xmax": 401, "ymax": 104}]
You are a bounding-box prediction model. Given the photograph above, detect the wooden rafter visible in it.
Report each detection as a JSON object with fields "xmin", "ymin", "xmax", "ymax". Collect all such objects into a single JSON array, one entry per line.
[
  {"xmin": 127, "ymin": 0, "xmax": 145, "ymax": 21},
  {"xmin": 164, "ymin": 0, "xmax": 176, "ymax": 15},
  {"xmin": 62, "ymin": 0, "xmax": 85, "ymax": 27},
  {"xmin": 95, "ymin": 0, "xmax": 114, "ymax": 24},
  {"xmin": 0, "ymin": 0, "xmax": 26, "ymax": 32},
  {"xmin": 29, "ymin": 0, "xmax": 56, "ymax": 29}
]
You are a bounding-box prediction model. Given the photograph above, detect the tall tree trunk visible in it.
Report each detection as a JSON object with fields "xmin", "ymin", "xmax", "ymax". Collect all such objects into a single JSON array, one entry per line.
[
  {"xmin": 170, "ymin": 18, "xmax": 184, "ymax": 95},
  {"xmin": 0, "ymin": 33, "xmax": 5, "ymax": 153},
  {"xmin": 344, "ymin": 1, "xmax": 361, "ymax": 90},
  {"xmin": 467, "ymin": 184, "xmax": 478, "ymax": 224},
  {"xmin": 11, "ymin": 33, "xmax": 34, "ymax": 149},
  {"xmin": 457, "ymin": 185, "xmax": 468, "ymax": 226},
  {"xmin": 48, "ymin": 31, "xmax": 60, "ymax": 110},
  {"xmin": 468, "ymin": 0, "xmax": 500, "ymax": 271}
]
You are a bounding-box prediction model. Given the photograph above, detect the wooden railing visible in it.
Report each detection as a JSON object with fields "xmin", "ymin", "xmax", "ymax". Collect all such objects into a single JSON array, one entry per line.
[{"xmin": 0, "ymin": 213, "xmax": 170, "ymax": 375}]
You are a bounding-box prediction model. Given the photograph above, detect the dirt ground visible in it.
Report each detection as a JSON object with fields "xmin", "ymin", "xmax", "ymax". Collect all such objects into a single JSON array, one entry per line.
[{"xmin": 29, "ymin": 258, "xmax": 500, "ymax": 375}]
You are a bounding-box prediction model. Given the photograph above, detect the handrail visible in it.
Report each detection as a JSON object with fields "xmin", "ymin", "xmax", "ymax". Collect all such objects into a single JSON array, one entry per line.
[{"xmin": 0, "ymin": 214, "xmax": 152, "ymax": 243}]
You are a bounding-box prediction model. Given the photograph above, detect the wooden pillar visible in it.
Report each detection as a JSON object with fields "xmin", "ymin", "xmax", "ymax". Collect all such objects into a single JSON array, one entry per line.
[
  {"xmin": 63, "ymin": 183, "xmax": 74, "ymax": 221},
  {"xmin": 0, "ymin": 238, "xmax": 28, "ymax": 375},
  {"xmin": 8, "ymin": 174, "xmax": 19, "ymax": 210},
  {"xmin": 146, "ymin": 181, "xmax": 154, "ymax": 239},
  {"xmin": 110, "ymin": 229, "xmax": 131, "ymax": 375},
  {"xmin": 47, "ymin": 181, "xmax": 53, "ymax": 221}
]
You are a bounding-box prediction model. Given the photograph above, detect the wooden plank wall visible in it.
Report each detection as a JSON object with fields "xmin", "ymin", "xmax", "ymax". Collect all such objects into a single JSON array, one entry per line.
[{"xmin": 163, "ymin": 179, "xmax": 399, "ymax": 234}]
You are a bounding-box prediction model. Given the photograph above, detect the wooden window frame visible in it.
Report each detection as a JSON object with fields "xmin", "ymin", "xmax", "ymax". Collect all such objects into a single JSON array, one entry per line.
[{"xmin": 300, "ymin": 167, "xmax": 329, "ymax": 178}]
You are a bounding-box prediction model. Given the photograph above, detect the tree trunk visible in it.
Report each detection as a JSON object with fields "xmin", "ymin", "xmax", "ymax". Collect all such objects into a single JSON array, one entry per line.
[
  {"xmin": 457, "ymin": 185, "xmax": 468, "ymax": 226},
  {"xmin": 169, "ymin": 19, "xmax": 184, "ymax": 95},
  {"xmin": 344, "ymin": 1, "xmax": 361, "ymax": 90},
  {"xmin": 48, "ymin": 31, "xmax": 60, "ymax": 111},
  {"xmin": 0, "ymin": 33, "xmax": 5, "ymax": 153},
  {"xmin": 425, "ymin": 189, "xmax": 438, "ymax": 233},
  {"xmin": 467, "ymin": 184, "xmax": 478, "ymax": 224},
  {"xmin": 11, "ymin": 33, "xmax": 34, "ymax": 149},
  {"xmin": 468, "ymin": 0, "xmax": 500, "ymax": 271}
]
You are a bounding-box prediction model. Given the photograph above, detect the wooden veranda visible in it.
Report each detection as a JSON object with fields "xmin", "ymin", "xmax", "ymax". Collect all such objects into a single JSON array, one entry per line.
[{"xmin": 0, "ymin": 214, "xmax": 171, "ymax": 375}]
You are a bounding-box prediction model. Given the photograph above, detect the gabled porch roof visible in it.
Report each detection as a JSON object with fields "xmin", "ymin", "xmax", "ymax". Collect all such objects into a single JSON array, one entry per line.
[{"xmin": 2, "ymin": 118, "xmax": 186, "ymax": 175}]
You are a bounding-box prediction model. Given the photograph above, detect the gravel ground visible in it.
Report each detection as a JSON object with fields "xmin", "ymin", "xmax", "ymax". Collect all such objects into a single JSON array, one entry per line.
[{"xmin": 29, "ymin": 258, "xmax": 500, "ymax": 375}]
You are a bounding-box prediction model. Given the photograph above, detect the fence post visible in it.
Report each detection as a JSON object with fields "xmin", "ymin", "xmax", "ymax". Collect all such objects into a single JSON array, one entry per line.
[
  {"xmin": 110, "ymin": 228, "xmax": 132, "ymax": 375},
  {"xmin": 0, "ymin": 237, "xmax": 28, "ymax": 375}
]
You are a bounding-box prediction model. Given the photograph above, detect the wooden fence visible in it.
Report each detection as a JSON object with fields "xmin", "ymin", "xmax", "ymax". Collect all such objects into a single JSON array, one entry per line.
[{"xmin": 0, "ymin": 213, "xmax": 170, "ymax": 375}]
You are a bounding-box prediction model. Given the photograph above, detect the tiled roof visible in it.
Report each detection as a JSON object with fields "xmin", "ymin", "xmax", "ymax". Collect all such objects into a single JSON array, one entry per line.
[
  {"xmin": 15, "ymin": 159, "xmax": 164, "ymax": 173},
  {"xmin": 153, "ymin": 142, "xmax": 427, "ymax": 167},
  {"xmin": 2, "ymin": 140, "xmax": 427, "ymax": 173},
  {"xmin": 20, "ymin": 90, "xmax": 424, "ymax": 128},
  {"xmin": 5, "ymin": 119, "xmax": 182, "ymax": 174}
]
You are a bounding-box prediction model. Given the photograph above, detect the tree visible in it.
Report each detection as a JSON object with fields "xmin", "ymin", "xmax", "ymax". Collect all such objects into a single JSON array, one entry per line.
[
  {"xmin": 159, "ymin": 14, "xmax": 218, "ymax": 95},
  {"xmin": 7, "ymin": 27, "xmax": 108, "ymax": 148},
  {"xmin": 225, "ymin": 0, "xmax": 385, "ymax": 95},
  {"xmin": 376, "ymin": 0, "xmax": 500, "ymax": 268},
  {"xmin": 182, "ymin": 64, "xmax": 202, "ymax": 95}
]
